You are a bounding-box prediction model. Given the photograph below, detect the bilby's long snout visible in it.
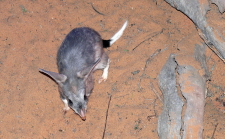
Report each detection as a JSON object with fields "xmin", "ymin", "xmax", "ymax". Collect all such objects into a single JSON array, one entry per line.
[{"xmin": 79, "ymin": 108, "xmax": 86, "ymax": 121}]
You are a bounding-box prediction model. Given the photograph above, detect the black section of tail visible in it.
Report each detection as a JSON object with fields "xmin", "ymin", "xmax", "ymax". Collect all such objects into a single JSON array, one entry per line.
[{"xmin": 103, "ymin": 40, "xmax": 111, "ymax": 48}]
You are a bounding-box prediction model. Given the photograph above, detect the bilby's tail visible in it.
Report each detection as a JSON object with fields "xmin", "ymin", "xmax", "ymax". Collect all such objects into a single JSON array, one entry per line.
[{"xmin": 103, "ymin": 20, "xmax": 128, "ymax": 48}]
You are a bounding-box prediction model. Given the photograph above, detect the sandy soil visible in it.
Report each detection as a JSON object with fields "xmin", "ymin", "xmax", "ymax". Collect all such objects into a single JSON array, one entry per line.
[{"xmin": 0, "ymin": 0, "xmax": 224, "ymax": 138}]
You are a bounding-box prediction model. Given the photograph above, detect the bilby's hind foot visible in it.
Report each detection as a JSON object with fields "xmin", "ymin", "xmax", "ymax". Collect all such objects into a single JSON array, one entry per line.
[
  {"xmin": 98, "ymin": 76, "xmax": 107, "ymax": 83},
  {"xmin": 98, "ymin": 59, "xmax": 110, "ymax": 83}
]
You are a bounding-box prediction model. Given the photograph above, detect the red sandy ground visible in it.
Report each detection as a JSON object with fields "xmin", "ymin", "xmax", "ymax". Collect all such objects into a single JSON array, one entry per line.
[{"xmin": 0, "ymin": 0, "xmax": 224, "ymax": 138}]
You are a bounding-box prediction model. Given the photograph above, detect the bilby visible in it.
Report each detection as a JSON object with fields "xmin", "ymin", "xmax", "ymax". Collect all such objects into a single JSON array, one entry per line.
[{"xmin": 39, "ymin": 21, "xmax": 128, "ymax": 120}]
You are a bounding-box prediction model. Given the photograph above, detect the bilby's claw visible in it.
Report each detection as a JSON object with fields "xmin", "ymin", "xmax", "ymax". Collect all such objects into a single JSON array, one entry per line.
[{"xmin": 98, "ymin": 76, "xmax": 107, "ymax": 83}]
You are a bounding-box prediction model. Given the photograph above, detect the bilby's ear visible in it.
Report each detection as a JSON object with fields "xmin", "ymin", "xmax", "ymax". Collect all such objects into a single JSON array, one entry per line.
[
  {"xmin": 76, "ymin": 58, "xmax": 101, "ymax": 79},
  {"xmin": 39, "ymin": 69, "xmax": 67, "ymax": 84}
]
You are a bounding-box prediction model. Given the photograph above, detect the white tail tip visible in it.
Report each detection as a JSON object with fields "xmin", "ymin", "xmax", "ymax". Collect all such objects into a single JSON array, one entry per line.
[{"xmin": 110, "ymin": 20, "xmax": 128, "ymax": 45}]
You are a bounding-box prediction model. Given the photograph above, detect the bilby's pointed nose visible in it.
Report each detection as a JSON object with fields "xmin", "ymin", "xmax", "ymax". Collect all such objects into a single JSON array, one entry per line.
[
  {"xmin": 80, "ymin": 108, "xmax": 86, "ymax": 121},
  {"xmin": 81, "ymin": 116, "xmax": 86, "ymax": 121}
]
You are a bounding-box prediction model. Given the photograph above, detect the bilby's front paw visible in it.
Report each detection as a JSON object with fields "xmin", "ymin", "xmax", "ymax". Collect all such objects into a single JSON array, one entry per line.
[{"xmin": 63, "ymin": 106, "xmax": 70, "ymax": 114}]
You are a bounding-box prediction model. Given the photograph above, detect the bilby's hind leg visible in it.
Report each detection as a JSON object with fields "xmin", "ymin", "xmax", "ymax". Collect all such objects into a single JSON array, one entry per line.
[
  {"xmin": 94, "ymin": 52, "xmax": 110, "ymax": 83},
  {"xmin": 98, "ymin": 59, "xmax": 110, "ymax": 83}
]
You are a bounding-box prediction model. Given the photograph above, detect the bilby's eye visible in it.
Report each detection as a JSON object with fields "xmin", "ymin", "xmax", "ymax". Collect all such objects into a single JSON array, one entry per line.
[
  {"xmin": 84, "ymin": 96, "xmax": 88, "ymax": 101},
  {"xmin": 68, "ymin": 99, "xmax": 73, "ymax": 106}
]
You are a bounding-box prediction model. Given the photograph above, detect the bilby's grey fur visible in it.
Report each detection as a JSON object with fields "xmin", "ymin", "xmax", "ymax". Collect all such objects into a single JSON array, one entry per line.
[{"xmin": 39, "ymin": 21, "xmax": 128, "ymax": 120}]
